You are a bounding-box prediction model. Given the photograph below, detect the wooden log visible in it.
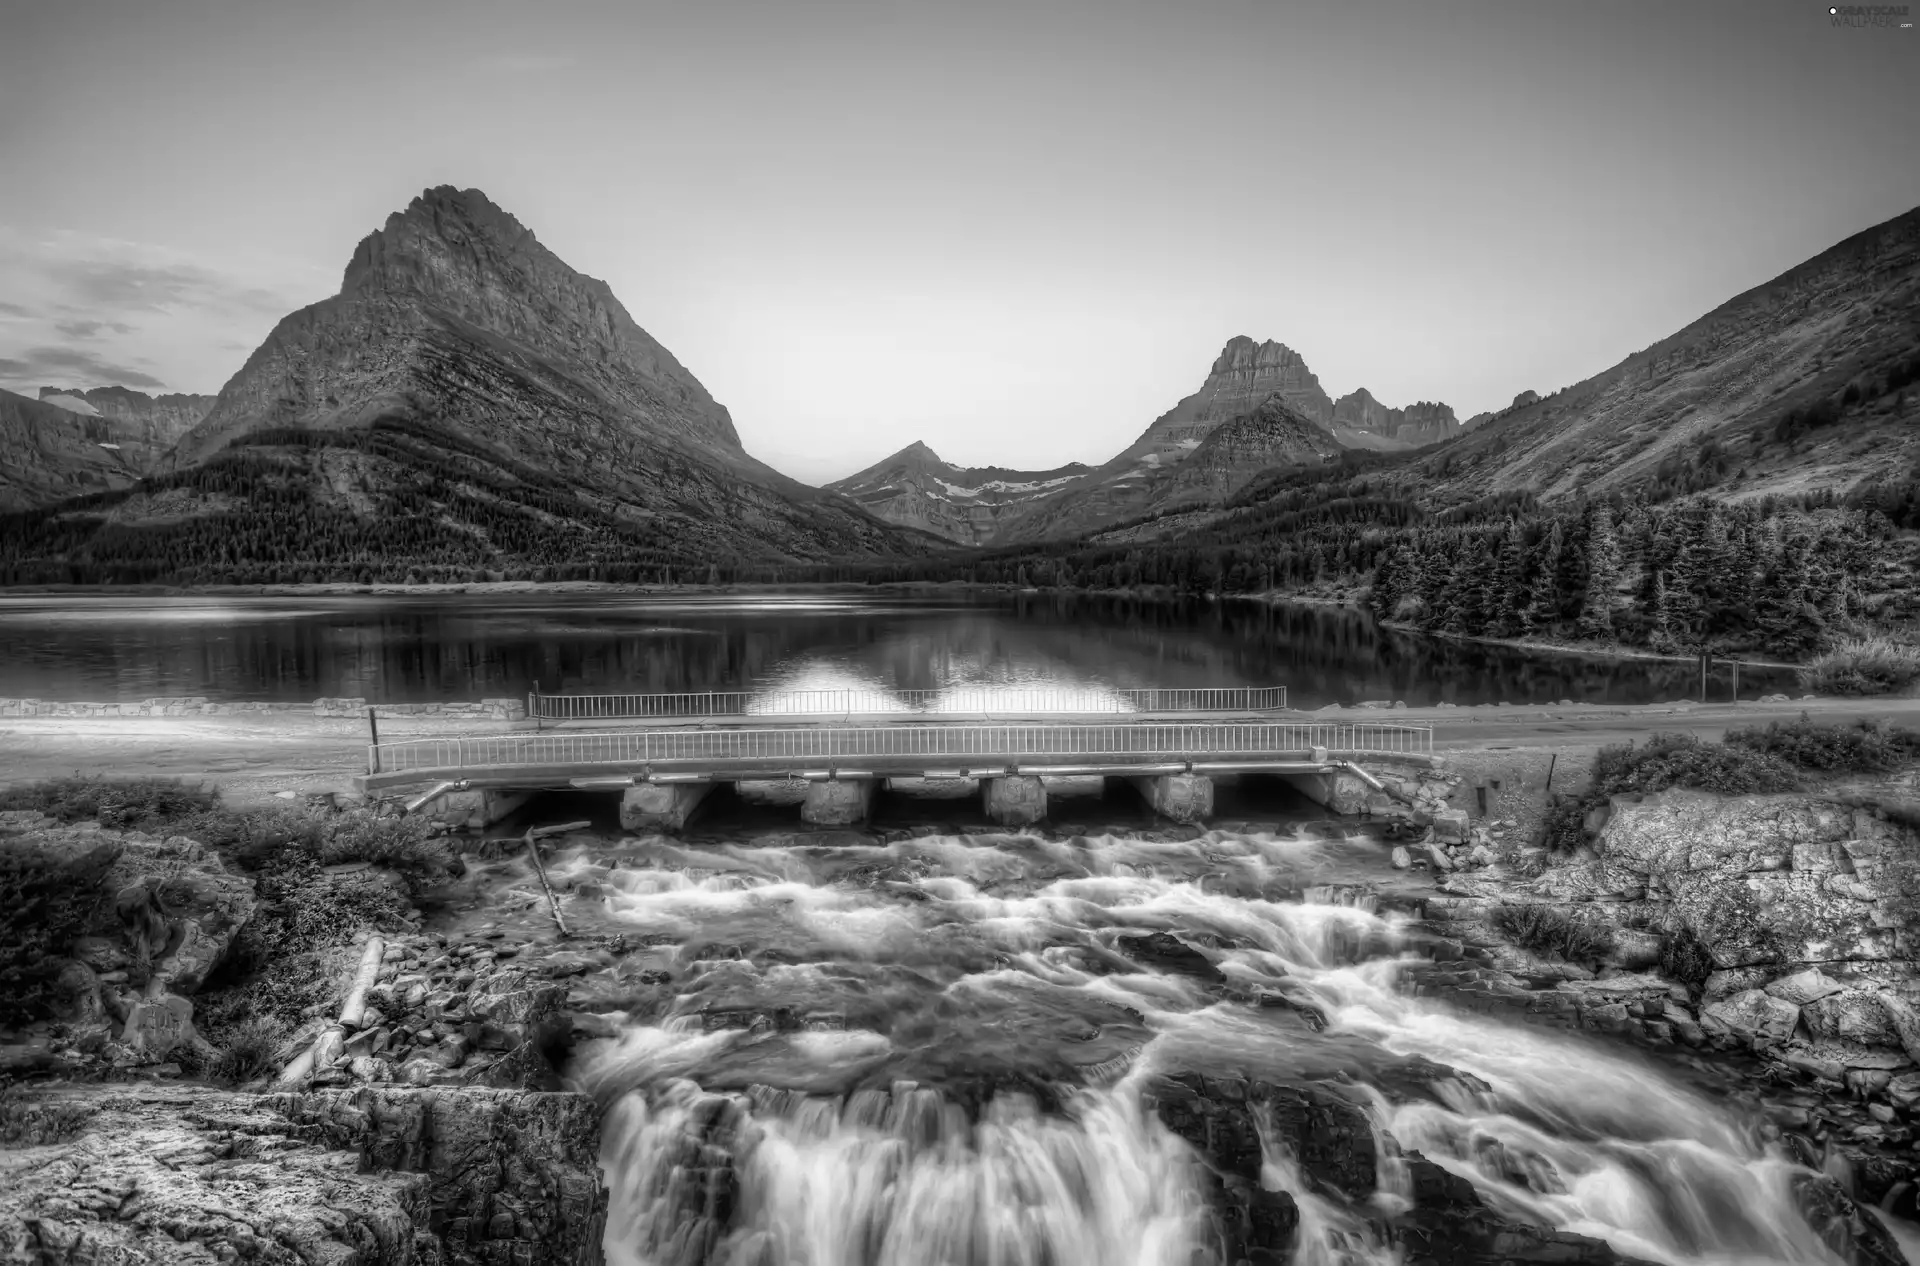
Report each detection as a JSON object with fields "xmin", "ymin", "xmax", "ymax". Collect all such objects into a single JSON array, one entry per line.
[
  {"xmin": 273, "ymin": 1035, "xmax": 320, "ymax": 1088},
  {"xmin": 527, "ymin": 819, "xmax": 592, "ymax": 840},
  {"xmin": 337, "ymin": 936, "xmax": 387, "ymax": 1030},
  {"xmin": 524, "ymin": 830, "xmax": 572, "ymax": 938}
]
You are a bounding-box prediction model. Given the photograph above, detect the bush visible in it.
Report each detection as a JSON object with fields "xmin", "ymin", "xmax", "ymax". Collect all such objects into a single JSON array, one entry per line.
[
  {"xmin": 1800, "ymin": 637, "xmax": 1920, "ymax": 696},
  {"xmin": 1658, "ymin": 923, "xmax": 1717, "ymax": 986},
  {"xmin": 1590, "ymin": 732, "xmax": 1800, "ymax": 798},
  {"xmin": 1726, "ymin": 713, "xmax": 1920, "ymax": 773},
  {"xmin": 0, "ymin": 1088, "xmax": 95, "ymax": 1146},
  {"xmin": 0, "ymin": 775, "xmax": 217, "ymax": 829},
  {"xmin": 1491, "ymin": 903, "xmax": 1614, "ymax": 963},
  {"xmin": 207, "ymin": 1017, "xmax": 287, "ymax": 1086},
  {"xmin": 0, "ymin": 838, "xmax": 123, "ymax": 1024}
]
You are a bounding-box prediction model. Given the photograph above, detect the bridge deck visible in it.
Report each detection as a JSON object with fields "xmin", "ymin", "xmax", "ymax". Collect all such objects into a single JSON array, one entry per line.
[{"xmin": 361, "ymin": 720, "xmax": 1434, "ymax": 792}]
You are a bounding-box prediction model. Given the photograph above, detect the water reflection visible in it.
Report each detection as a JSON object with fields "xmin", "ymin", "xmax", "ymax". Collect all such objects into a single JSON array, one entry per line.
[{"xmin": 0, "ymin": 591, "xmax": 1798, "ymax": 705}]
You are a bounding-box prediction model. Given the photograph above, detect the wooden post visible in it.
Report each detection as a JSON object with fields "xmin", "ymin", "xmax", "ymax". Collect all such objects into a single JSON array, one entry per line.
[
  {"xmin": 1544, "ymin": 752, "xmax": 1557, "ymax": 795},
  {"xmin": 532, "ymin": 678, "xmax": 542, "ymax": 732},
  {"xmin": 1699, "ymin": 652, "xmax": 1709, "ymax": 703},
  {"xmin": 1730, "ymin": 660, "xmax": 1739, "ymax": 703},
  {"xmin": 367, "ymin": 708, "xmax": 380, "ymax": 774}
]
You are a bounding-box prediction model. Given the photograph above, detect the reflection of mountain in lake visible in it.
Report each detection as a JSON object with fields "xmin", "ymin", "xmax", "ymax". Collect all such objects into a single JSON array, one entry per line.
[{"xmin": 0, "ymin": 593, "xmax": 1797, "ymax": 705}]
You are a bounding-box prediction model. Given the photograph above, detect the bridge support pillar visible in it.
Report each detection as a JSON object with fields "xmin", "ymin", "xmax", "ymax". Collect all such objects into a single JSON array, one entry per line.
[
  {"xmin": 425, "ymin": 789, "xmax": 532, "ymax": 830},
  {"xmin": 983, "ymin": 775, "xmax": 1047, "ymax": 827},
  {"xmin": 1130, "ymin": 774, "xmax": 1214, "ymax": 824},
  {"xmin": 802, "ymin": 778, "xmax": 876, "ymax": 826},
  {"xmin": 620, "ymin": 782, "xmax": 713, "ymax": 832},
  {"xmin": 1277, "ymin": 768, "xmax": 1373, "ymax": 816}
]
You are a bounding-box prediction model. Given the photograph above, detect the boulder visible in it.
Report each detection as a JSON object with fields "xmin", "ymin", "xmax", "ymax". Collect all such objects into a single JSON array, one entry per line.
[
  {"xmin": 1391, "ymin": 845, "xmax": 1413, "ymax": 870},
  {"xmin": 1433, "ymin": 810, "xmax": 1470, "ymax": 845},
  {"xmin": 1604, "ymin": 928, "xmax": 1664, "ymax": 971},
  {"xmin": 1701, "ymin": 989, "xmax": 1801, "ymax": 1043},
  {"xmin": 1764, "ymin": 968, "xmax": 1845, "ymax": 1006},
  {"xmin": 1801, "ymin": 990, "xmax": 1904, "ymax": 1047}
]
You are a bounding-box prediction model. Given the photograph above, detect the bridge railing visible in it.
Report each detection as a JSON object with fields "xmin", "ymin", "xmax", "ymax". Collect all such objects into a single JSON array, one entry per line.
[
  {"xmin": 526, "ymin": 685, "xmax": 1287, "ymax": 722},
  {"xmin": 369, "ymin": 720, "xmax": 1428, "ymax": 776}
]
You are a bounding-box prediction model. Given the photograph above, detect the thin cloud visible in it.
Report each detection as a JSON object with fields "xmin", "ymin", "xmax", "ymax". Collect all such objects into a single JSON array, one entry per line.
[
  {"xmin": 0, "ymin": 346, "xmax": 167, "ymax": 390},
  {"xmin": 39, "ymin": 256, "xmax": 290, "ymax": 316},
  {"xmin": 53, "ymin": 318, "xmax": 135, "ymax": 339},
  {"xmin": 0, "ymin": 301, "xmax": 31, "ymax": 319}
]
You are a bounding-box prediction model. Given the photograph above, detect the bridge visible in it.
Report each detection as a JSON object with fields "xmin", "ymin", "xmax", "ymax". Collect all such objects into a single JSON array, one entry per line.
[{"xmin": 359, "ymin": 688, "xmax": 1435, "ymax": 831}]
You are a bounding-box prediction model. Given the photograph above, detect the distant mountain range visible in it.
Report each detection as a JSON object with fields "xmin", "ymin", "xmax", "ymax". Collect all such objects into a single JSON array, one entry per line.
[
  {"xmin": 831, "ymin": 337, "xmax": 1473, "ymax": 544},
  {"xmin": 3, "ymin": 189, "xmax": 1915, "ymax": 580},
  {"xmin": 0, "ymin": 386, "xmax": 214, "ymax": 511}
]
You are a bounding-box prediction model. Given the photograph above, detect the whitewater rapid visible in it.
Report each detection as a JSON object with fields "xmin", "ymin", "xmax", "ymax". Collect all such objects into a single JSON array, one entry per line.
[{"xmin": 559, "ymin": 827, "xmax": 1901, "ymax": 1266}]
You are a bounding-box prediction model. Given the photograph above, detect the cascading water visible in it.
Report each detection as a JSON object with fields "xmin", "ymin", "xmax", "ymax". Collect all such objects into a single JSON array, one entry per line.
[{"xmin": 562, "ymin": 827, "xmax": 1913, "ymax": 1266}]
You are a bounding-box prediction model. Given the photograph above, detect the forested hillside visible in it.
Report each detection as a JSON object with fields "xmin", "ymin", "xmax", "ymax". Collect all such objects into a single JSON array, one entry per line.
[{"xmin": 810, "ymin": 453, "xmax": 1920, "ymax": 660}]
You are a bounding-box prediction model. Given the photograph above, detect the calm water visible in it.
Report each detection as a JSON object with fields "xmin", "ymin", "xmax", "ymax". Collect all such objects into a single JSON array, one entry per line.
[{"xmin": 0, "ymin": 590, "xmax": 1797, "ymax": 706}]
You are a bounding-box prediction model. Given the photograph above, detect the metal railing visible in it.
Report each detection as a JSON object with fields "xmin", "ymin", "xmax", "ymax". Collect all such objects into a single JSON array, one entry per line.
[
  {"xmin": 526, "ymin": 684, "xmax": 1287, "ymax": 721},
  {"xmin": 369, "ymin": 720, "xmax": 1428, "ymax": 776}
]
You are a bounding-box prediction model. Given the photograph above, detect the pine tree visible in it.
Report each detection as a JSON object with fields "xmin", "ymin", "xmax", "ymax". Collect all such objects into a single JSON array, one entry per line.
[
  {"xmin": 1526, "ymin": 519, "xmax": 1565, "ymax": 631},
  {"xmin": 1578, "ymin": 505, "xmax": 1620, "ymax": 640},
  {"xmin": 1490, "ymin": 519, "xmax": 1530, "ymax": 636},
  {"xmin": 1649, "ymin": 570, "xmax": 1675, "ymax": 652}
]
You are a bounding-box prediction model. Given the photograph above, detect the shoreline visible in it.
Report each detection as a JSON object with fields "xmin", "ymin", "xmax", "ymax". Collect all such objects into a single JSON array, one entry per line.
[{"xmin": 0, "ymin": 577, "xmax": 1814, "ymax": 664}]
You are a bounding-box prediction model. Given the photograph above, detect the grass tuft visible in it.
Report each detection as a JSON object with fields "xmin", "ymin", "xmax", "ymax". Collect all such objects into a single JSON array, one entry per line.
[{"xmin": 1490, "ymin": 903, "xmax": 1614, "ymax": 963}]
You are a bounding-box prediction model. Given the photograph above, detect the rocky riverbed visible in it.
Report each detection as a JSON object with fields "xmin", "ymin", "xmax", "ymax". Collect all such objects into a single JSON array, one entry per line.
[{"xmin": 5, "ymin": 768, "xmax": 1920, "ymax": 1265}]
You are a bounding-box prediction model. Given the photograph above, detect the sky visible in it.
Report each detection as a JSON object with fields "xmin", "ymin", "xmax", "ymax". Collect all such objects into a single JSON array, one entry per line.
[{"xmin": 0, "ymin": 0, "xmax": 1915, "ymax": 485}]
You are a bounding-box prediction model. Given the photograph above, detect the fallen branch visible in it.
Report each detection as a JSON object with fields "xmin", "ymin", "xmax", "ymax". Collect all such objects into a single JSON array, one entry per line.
[
  {"xmin": 338, "ymin": 935, "xmax": 387, "ymax": 1030},
  {"xmin": 524, "ymin": 829, "xmax": 572, "ymax": 938},
  {"xmin": 527, "ymin": 820, "xmax": 592, "ymax": 840}
]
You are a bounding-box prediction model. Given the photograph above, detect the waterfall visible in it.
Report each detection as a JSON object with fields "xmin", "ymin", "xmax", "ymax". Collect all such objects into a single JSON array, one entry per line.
[{"xmin": 574, "ymin": 828, "xmax": 1906, "ymax": 1266}]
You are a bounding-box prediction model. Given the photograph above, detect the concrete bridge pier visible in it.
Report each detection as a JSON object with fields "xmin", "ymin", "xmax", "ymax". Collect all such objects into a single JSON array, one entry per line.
[
  {"xmin": 620, "ymin": 782, "xmax": 713, "ymax": 832},
  {"xmin": 802, "ymin": 778, "xmax": 877, "ymax": 826},
  {"xmin": 1276, "ymin": 768, "xmax": 1375, "ymax": 816},
  {"xmin": 1129, "ymin": 774, "xmax": 1214, "ymax": 824},
  {"xmin": 424, "ymin": 788, "xmax": 532, "ymax": 830},
  {"xmin": 983, "ymin": 775, "xmax": 1047, "ymax": 827}
]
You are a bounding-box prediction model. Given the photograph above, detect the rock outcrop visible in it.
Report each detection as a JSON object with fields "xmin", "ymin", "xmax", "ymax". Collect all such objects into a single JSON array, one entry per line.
[
  {"xmin": 0, "ymin": 1085, "xmax": 606, "ymax": 1266},
  {"xmin": 1146, "ymin": 1074, "xmax": 1654, "ymax": 1265}
]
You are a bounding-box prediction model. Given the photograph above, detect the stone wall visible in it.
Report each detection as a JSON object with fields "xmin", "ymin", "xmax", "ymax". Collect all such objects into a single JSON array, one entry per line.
[{"xmin": 0, "ymin": 695, "xmax": 527, "ymax": 720}]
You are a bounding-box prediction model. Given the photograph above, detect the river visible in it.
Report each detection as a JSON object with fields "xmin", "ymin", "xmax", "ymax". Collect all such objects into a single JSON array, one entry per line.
[
  {"xmin": 545, "ymin": 823, "xmax": 1908, "ymax": 1266},
  {"xmin": 0, "ymin": 590, "xmax": 1796, "ymax": 706}
]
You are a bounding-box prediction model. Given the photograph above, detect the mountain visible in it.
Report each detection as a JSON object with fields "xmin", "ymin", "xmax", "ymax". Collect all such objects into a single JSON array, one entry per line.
[
  {"xmin": 5, "ymin": 186, "xmax": 932, "ymax": 581},
  {"xmin": 1327, "ymin": 389, "xmax": 1461, "ymax": 450},
  {"xmin": 0, "ymin": 389, "xmax": 149, "ymax": 511},
  {"xmin": 825, "ymin": 442, "xmax": 1090, "ymax": 545},
  {"xmin": 38, "ymin": 385, "xmax": 214, "ymax": 447},
  {"xmin": 28, "ymin": 386, "xmax": 215, "ymax": 476},
  {"xmin": 1417, "ymin": 206, "xmax": 1920, "ymax": 502}
]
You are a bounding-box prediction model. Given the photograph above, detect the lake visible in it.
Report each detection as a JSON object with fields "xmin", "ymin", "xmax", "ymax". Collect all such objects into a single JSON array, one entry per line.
[{"xmin": 0, "ymin": 589, "xmax": 1799, "ymax": 706}]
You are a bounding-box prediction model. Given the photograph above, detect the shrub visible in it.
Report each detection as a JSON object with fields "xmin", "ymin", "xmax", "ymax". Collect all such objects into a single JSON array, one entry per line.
[
  {"xmin": 0, "ymin": 775, "xmax": 217, "ymax": 829},
  {"xmin": 1800, "ymin": 637, "xmax": 1920, "ymax": 696},
  {"xmin": 1590, "ymin": 732, "xmax": 1800, "ymax": 798},
  {"xmin": 1491, "ymin": 903, "xmax": 1614, "ymax": 963},
  {"xmin": 1725, "ymin": 713, "xmax": 1920, "ymax": 774},
  {"xmin": 1657, "ymin": 923, "xmax": 1717, "ymax": 986},
  {"xmin": 0, "ymin": 1088, "xmax": 95, "ymax": 1146},
  {"xmin": 0, "ymin": 838, "xmax": 123, "ymax": 1024},
  {"xmin": 207, "ymin": 1017, "xmax": 287, "ymax": 1086}
]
